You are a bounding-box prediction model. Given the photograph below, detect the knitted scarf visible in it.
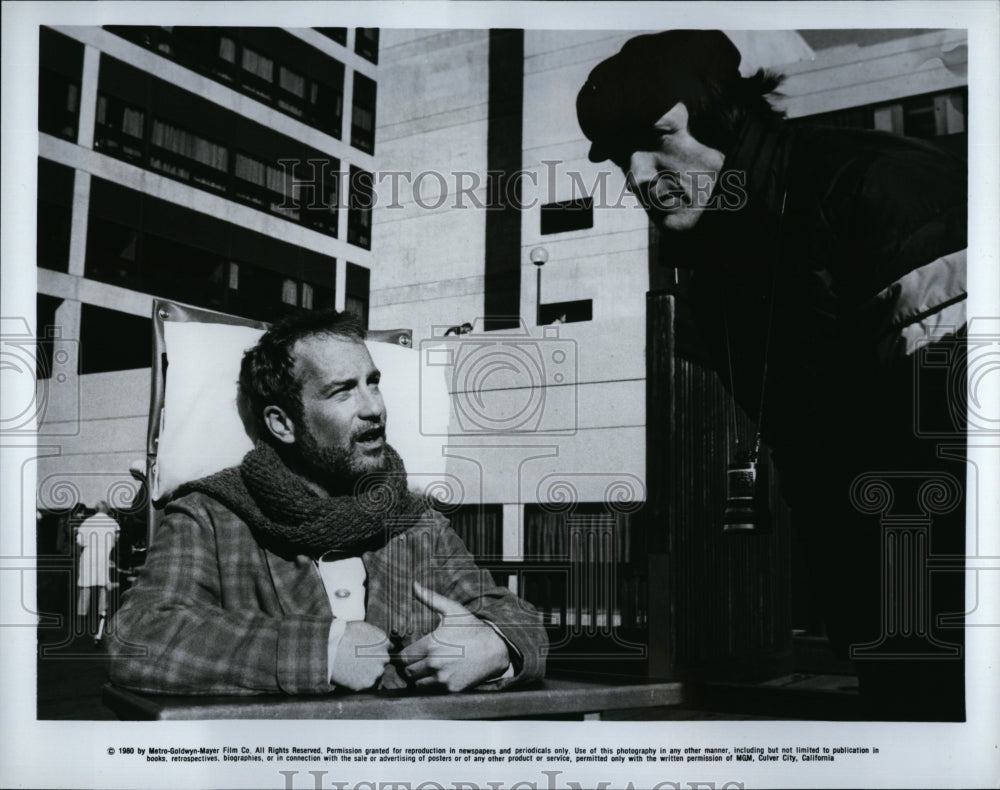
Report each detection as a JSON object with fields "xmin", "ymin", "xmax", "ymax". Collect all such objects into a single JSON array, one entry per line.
[{"xmin": 179, "ymin": 442, "xmax": 429, "ymax": 557}]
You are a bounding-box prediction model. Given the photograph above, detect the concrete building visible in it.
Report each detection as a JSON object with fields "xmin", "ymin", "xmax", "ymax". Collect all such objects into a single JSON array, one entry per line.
[
  {"xmin": 35, "ymin": 25, "xmax": 381, "ymax": 510},
  {"xmin": 369, "ymin": 27, "xmax": 967, "ymax": 545}
]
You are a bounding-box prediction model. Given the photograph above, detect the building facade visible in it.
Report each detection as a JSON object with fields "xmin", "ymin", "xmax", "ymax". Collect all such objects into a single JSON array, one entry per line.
[{"xmin": 36, "ymin": 25, "xmax": 380, "ymax": 509}]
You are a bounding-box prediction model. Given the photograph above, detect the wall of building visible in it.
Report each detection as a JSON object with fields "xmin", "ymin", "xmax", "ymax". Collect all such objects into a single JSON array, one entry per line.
[{"xmin": 369, "ymin": 30, "xmax": 837, "ymax": 520}]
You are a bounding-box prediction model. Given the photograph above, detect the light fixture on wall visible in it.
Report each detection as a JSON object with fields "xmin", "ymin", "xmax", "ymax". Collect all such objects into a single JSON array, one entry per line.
[{"xmin": 530, "ymin": 246, "xmax": 549, "ymax": 325}]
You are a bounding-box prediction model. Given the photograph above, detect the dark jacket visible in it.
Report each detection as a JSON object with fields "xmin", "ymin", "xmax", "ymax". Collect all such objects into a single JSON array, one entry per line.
[
  {"xmin": 665, "ymin": 117, "xmax": 967, "ymax": 676},
  {"xmin": 108, "ymin": 491, "xmax": 547, "ymax": 695},
  {"xmin": 671, "ymin": 117, "xmax": 967, "ymax": 507}
]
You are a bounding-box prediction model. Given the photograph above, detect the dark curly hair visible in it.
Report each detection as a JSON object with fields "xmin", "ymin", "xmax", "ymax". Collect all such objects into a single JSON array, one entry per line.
[
  {"xmin": 685, "ymin": 68, "xmax": 786, "ymax": 152},
  {"xmin": 238, "ymin": 309, "xmax": 366, "ymax": 443}
]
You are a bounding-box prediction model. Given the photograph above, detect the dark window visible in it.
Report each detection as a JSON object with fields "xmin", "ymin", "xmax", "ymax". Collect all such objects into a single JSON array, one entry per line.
[
  {"xmin": 36, "ymin": 294, "xmax": 64, "ymax": 380},
  {"xmin": 540, "ymin": 197, "xmax": 593, "ymax": 235},
  {"xmin": 37, "ymin": 158, "xmax": 75, "ymax": 273},
  {"xmin": 228, "ymin": 262, "xmax": 287, "ymax": 322},
  {"xmin": 284, "ymin": 158, "xmax": 340, "ymax": 237},
  {"xmin": 345, "ymin": 262, "xmax": 370, "ymax": 328},
  {"xmin": 84, "ymin": 178, "xmax": 337, "ymax": 322},
  {"xmin": 300, "ymin": 281, "xmax": 336, "ymax": 311},
  {"xmin": 78, "ymin": 303, "xmax": 152, "ymax": 374},
  {"xmin": 354, "ymin": 28, "xmax": 379, "ymax": 64},
  {"xmin": 140, "ymin": 232, "xmax": 229, "ymax": 311},
  {"xmin": 94, "ymin": 93, "xmax": 146, "ymax": 165},
  {"xmin": 149, "ymin": 117, "xmax": 229, "ymax": 194},
  {"xmin": 104, "ymin": 27, "xmax": 345, "ymax": 139},
  {"xmin": 84, "ymin": 215, "xmax": 141, "ymax": 289},
  {"xmin": 347, "ymin": 167, "xmax": 373, "ymax": 250},
  {"xmin": 539, "ymin": 299, "xmax": 592, "ymax": 326},
  {"xmin": 306, "ymin": 76, "xmax": 344, "ymax": 141},
  {"xmin": 39, "ymin": 27, "xmax": 83, "ymax": 141},
  {"xmin": 350, "ymin": 72, "xmax": 377, "ymax": 154},
  {"xmin": 316, "ymin": 28, "xmax": 347, "ymax": 46}
]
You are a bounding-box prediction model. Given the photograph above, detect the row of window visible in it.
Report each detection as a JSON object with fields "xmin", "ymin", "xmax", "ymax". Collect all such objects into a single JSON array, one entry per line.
[
  {"xmin": 104, "ymin": 26, "xmax": 377, "ymax": 148},
  {"xmin": 39, "ymin": 31, "xmax": 376, "ymax": 247},
  {"xmin": 88, "ymin": 53, "xmax": 373, "ymax": 246},
  {"xmin": 39, "ymin": 164, "xmax": 370, "ymax": 332},
  {"xmin": 85, "ymin": 211, "xmax": 336, "ymax": 323},
  {"xmin": 792, "ymin": 88, "xmax": 968, "ymax": 152}
]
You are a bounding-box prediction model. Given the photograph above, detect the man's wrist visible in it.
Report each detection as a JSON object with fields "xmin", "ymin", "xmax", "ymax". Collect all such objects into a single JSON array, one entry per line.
[
  {"xmin": 326, "ymin": 619, "xmax": 348, "ymax": 683},
  {"xmin": 481, "ymin": 618, "xmax": 519, "ymax": 682}
]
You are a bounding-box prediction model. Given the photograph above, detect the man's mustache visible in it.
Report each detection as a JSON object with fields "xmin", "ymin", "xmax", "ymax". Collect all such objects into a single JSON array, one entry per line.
[{"xmin": 353, "ymin": 424, "xmax": 386, "ymax": 443}]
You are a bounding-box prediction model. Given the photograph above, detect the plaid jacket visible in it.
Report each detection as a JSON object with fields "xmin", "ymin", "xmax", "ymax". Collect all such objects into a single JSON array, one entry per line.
[{"xmin": 108, "ymin": 492, "xmax": 547, "ymax": 695}]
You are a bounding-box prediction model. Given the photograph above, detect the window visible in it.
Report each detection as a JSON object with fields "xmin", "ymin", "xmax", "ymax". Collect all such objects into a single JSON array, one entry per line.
[
  {"xmin": 37, "ymin": 158, "xmax": 74, "ymax": 273},
  {"xmin": 241, "ymin": 47, "xmax": 273, "ymax": 82},
  {"xmin": 538, "ymin": 299, "xmax": 592, "ymax": 326},
  {"xmin": 279, "ymin": 66, "xmax": 306, "ymax": 99},
  {"xmin": 347, "ymin": 167, "xmax": 373, "ymax": 250},
  {"xmin": 149, "ymin": 118, "xmax": 229, "ymax": 193},
  {"xmin": 307, "ymin": 77, "xmax": 344, "ymax": 139},
  {"xmin": 36, "ymin": 294, "xmax": 64, "ymax": 380},
  {"xmin": 351, "ymin": 72, "xmax": 377, "ymax": 154},
  {"xmin": 84, "ymin": 216, "xmax": 141, "ymax": 289},
  {"xmin": 239, "ymin": 46, "xmax": 275, "ymax": 101},
  {"xmin": 301, "ymin": 281, "xmax": 336, "ymax": 311},
  {"xmin": 105, "ymin": 27, "xmax": 346, "ymax": 139},
  {"xmin": 540, "ymin": 197, "xmax": 594, "ymax": 235},
  {"xmin": 94, "ymin": 94, "xmax": 146, "ymax": 164},
  {"xmin": 316, "ymin": 28, "xmax": 347, "ymax": 46},
  {"xmin": 354, "ymin": 28, "xmax": 379, "ymax": 64},
  {"xmin": 230, "ymin": 263, "xmax": 286, "ymax": 321},
  {"xmin": 218, "ymin": 36, "xmax": 236, "ymax": 63},
  {"xmin": 345, "ymin": 262, "xmax": 370, "ymax": 328},
  {"xmin": 140, "ymin": 232, "xmax": 229, "ymax": 311},
  {"xmin": 38, "ymin": 27, "xmax": 83, "ymax": 141},
  {"xmin": 78, "ymin": 304, "xmax": 152, "ymax": 374}
]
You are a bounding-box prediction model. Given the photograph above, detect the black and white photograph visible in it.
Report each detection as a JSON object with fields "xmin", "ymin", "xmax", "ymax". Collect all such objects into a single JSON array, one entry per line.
[{"xmin": 2, "ymin": 2, "xmax": 998, "ymax": 788}]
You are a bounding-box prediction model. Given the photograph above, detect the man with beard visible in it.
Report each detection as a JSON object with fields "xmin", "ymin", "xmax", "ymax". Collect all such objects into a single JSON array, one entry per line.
[
  {"xmin": 576, "ymin": 31, "xmax": 967, "ymax": 719},
  {"xmin": 109, "ymin": 310, "xmax": 546, "ymax": 695}
]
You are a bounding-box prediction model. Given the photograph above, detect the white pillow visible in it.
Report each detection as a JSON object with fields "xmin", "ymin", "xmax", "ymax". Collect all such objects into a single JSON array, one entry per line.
[{"xmin": 152, "ymin": 321, "xmax": 449, "ymax": 501}]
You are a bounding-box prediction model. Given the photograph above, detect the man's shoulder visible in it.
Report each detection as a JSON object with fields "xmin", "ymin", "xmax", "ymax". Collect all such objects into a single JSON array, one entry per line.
[
  {"xmin": 164, "ymin": 483, "xmax": 247, "ymax": 526},
  {"xmin": 792, "ymin": 124, "xmax": 964, "ymax": 182}
]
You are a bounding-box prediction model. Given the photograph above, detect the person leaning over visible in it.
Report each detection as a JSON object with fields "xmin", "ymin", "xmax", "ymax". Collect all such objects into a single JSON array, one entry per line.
[{"xmin": 577, "ymin": 30, "xmax": 967, "ymax": 720}]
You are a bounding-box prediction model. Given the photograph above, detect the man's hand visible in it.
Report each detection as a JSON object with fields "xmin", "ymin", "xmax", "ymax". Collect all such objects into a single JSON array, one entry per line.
[
  {"xmin": 398, "ymin": 582, "xmax": 510, "ymax": 692},
  {"xmin": 330, "ymin": 621, "xmax": 390, "ymax": 691}
]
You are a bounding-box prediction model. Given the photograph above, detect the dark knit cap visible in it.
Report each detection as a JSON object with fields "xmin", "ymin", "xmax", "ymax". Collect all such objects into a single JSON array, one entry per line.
[{"xmin": 577, "ymin": 30, "xmax": 742, "ymax": 162}]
